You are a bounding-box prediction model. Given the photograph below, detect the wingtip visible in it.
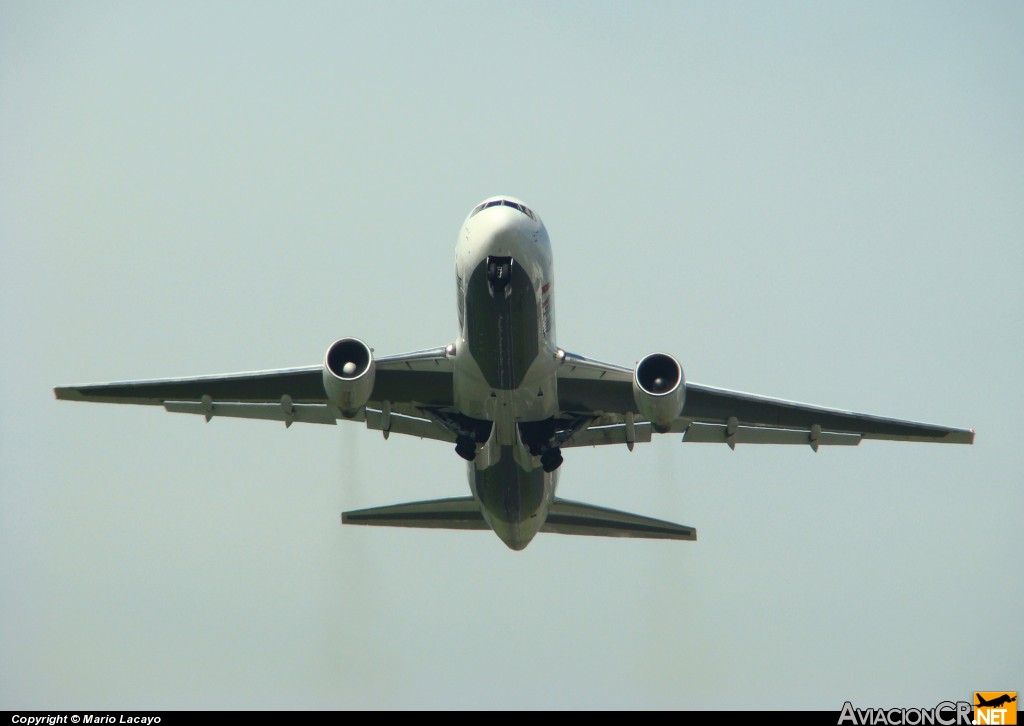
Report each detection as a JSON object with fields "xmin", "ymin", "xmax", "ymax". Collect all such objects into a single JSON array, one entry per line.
[
  {"xmin": 54, "ymin": 386, "xmax": 90, "ymax": 401},
  {"xmin": 952, "ymin": 428, "xmax": 976, "ymax": 444}
]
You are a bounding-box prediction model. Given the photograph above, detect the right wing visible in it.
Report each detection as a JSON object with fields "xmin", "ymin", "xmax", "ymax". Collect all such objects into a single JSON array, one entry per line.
[
  {"xmin": 54, "ymin": 347, "xmax": 457, "ymax": 441},
  {"xmin": 556, "ymin": 350, "xmax": 974, "ymax": 448}
]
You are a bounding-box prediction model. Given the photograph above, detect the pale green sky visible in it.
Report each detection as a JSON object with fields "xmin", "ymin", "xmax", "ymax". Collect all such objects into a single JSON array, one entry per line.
[{"xmin": 2, "ymin": 1, "xmax": 1021, "ymax": 709}]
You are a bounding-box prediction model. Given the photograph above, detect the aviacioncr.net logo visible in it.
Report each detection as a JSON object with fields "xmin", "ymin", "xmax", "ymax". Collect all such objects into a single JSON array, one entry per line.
[{"xmin": 838, "ymin": 701, "xmax": 973, "ymax": 725}]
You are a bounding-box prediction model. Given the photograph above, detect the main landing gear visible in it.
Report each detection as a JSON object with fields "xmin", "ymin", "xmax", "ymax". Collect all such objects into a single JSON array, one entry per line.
[
  {"xmin": 447, "ymin": 415, "xmax": 574, "ymax": 473},
  {"xmin": 539, "ymin": 447, "xmax": 563, "ymax": 473},
  {"xmin": 455, "ymin": 435, "xmax": 477, "ymax": 462},
  {"xmin": 520, "ymin": 418, "xmax": 564, "ymax": 473},
  {"xmin": 455, "ymin": 432, "xmax": 562, "ymax": 471}
]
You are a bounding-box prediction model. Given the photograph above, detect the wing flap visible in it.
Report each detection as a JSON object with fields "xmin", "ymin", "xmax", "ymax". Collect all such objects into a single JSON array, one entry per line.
[
  {"xmin": 682, "ymin": 422, "xmax": 861, "ymax": 446},
  {"xmin": 562, "ymin": 422, "xmax": 653, "ymax": 448},
  {"xmin": 164, "ymin": 400, "xmax": 337, "ymax": 425},
  {"xmin": 543, "ymin": 499, "xmax": 696, "ymax": 541},
  {"xmin": 364, "ymin": 408, "xmax": 456, "ymax": 443},
  {"xmin": 161, "ymin": 399, "xmax": 456, "ymax": 441}
]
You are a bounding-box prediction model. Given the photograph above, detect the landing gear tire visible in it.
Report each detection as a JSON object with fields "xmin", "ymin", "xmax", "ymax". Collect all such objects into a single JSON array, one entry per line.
[
  {"xmin": 455, "ymin": 436, "xmax": 476, "ymax": 462},
  {"xmin": 540, "ymin": 447, "xmax": 563, "ymax": 473}
]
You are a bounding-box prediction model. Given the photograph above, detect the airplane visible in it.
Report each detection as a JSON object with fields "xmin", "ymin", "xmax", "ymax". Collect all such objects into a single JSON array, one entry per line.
[
  {"xmin": 976, "ymin": 694, "xmax": 1017, "ymax": 709},
  {"xmin": 54, "ymin": 195, "xmax": 975, "ymax": 550}
]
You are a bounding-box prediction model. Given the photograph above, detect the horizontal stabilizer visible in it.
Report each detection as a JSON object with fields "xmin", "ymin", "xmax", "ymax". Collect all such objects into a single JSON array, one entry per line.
[
  {"xmin": 543, "ymin": 499, "xmax": 696, "ymax": 541},
  {"xmin": 342, "ymin": 497, "xmax": 487, "ymax": 530},
  {"xmin": 342, "ymin": 497, "xmax": 695, "ymax": 541}
]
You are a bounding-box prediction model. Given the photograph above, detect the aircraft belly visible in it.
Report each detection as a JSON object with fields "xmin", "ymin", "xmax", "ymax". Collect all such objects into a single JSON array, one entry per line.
[
  {"xmin": 455, "ymin": 259, "xmax": 557, "ymax": 422},
  {"xmin": 464, "ymin": 259, "xmax": 539, "ymax": 391},
  {"xmin": 453, "ymin": 206, "xmax": 561, "ymax": 549},
  {"xmin": 469, "ymin": 446, "xmax": 555, "ymax": 551}
]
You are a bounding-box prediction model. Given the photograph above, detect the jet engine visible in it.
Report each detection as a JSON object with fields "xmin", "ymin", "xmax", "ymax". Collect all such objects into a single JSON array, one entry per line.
[
  {"xmin": 323, "ymin": 338, "xmax": 376, "ymax": 417},
  {"xmin": 633, "ymin": 352, "xmax": 685, "ymax": 432}
]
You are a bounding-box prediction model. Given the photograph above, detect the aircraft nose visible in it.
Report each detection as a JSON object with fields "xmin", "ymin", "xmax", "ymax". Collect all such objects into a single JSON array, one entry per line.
[{"xmin": 475, "ymin": 207, "xmax": 531, "ymax": 255}]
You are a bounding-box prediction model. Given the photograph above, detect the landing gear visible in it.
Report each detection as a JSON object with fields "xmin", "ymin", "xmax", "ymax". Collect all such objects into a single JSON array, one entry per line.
[
  {"xmin": 455, "ymin": 435, "xmax": 477, "ymax": 462},
  {"xmin": 417, "ymin": 408, "xmax": 491, "ymax": 464},
  {"xmin": 519, "ymin": 417, "xmax": 567, "ymax": 473},
  {"xmin": 487, "ymin": 256, "xmax": 513, "ymax": 298},
  {"xmin": 540, "ymin": 447, "xmax": 563, "ymax": 473}
]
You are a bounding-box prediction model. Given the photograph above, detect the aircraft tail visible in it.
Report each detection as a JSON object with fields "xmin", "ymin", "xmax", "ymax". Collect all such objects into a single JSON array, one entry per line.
[
  {"xmin": 342, "ymin": 497, "xmax": 487, "ymax": 530},
  {"xmin": 342, "ymin": 497, "xmax": 696, "ymax": 541},
  {"xmin": 544, "ymin": 499, "xmax": 696, "ymax": 540}
]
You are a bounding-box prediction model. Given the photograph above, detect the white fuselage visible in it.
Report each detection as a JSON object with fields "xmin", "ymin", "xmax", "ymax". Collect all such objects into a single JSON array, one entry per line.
[{"xmin": 452, "ymin": 197, "xmax": 559, "ymax": 549}]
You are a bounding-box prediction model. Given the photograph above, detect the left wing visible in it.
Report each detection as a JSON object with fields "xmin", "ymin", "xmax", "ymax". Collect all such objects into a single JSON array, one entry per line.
[
  {"xmin": 54, "ymin": 347, "xmax": 456, "ymax": 441},
  {"xmin": 556, "ymin": 351, "xmax": 974, "ymax": 448}
]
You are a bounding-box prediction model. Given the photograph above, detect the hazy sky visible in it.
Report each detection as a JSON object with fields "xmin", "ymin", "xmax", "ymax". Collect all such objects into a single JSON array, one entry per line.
[{"xmin": 2, "ymin": 1, "xmax": 1021, "ymax": 709}]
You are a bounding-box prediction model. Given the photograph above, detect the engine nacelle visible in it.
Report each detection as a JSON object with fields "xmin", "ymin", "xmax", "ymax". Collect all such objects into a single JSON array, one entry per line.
[
  {"xmin": 633, "ymin": 352, "xmax": 685, "ymax": 432},
  {"xmin": 323, "ymin": 338, "xmax": 375, "ymax": 417}
]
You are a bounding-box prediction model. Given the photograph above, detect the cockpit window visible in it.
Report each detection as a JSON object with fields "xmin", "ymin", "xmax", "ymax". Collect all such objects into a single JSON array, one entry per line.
[{"xmin": 470, "ymin": 198, "xmax": 537, "ymax": 221}]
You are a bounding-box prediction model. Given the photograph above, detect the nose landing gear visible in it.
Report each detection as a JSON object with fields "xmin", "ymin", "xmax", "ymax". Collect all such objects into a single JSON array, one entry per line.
[{"xmin": 487, "ymin": 256, "xmax": 513, "ymax": 298}]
